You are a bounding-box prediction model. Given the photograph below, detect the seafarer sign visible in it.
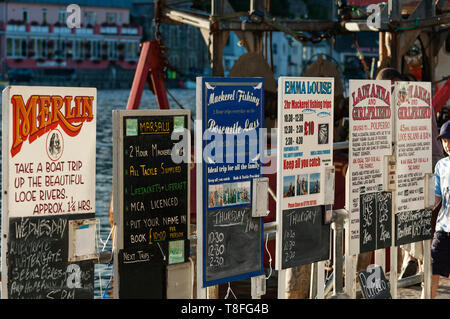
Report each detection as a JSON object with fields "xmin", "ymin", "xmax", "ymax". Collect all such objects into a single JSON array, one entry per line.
[
  {"xmin": 394, "ymin": 81, "xmax": 434, "ymax": 245},
  {"xmin": 2, "ymin": 86, "xmax": 97, "ymax": 299}
]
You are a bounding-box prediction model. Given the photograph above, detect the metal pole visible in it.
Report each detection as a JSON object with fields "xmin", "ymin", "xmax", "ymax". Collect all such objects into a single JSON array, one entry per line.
[{"xmin": 330, "ymin": 209, "xmax": 350, "ymax": 298}]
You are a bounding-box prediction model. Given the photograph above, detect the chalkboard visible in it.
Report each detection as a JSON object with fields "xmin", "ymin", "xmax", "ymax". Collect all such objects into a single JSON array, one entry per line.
[
  {"xmin": 395, "ymin": 209, "xmax": 433, "ymax": 246},
  {"xmin": 121, "ymin": 113, "xmax": 189, "ymax": 261},
  {"xmin": 359, "ymin": 192, "xmax": 392, "ymax": 253},
  {"xmin": 7, "ymin": 214, "xmax": 94, "ymax": 299},
  {"xmin": 113, "ymin": 110, "xmax": 191, "ymax": 299},
  {"xmin": 204, "ymin": 206, "xmax": 263, "ymax": 284},
  {"xmin": 118, "ymin": 248, "xmax": 166, "ymax": 299},
  {"xmin": 358, "ymin": 265, "xmax": 392, "ymax": 299},
  {"xmin": 281, "ymin": 205, "xmax": 330, "ymax": 269}
]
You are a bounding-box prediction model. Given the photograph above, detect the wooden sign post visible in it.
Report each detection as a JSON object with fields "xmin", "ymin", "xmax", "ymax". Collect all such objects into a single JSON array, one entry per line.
[
  {"xmin": 276, "ymin": 77, "xmax": 334, "ymax": 298},
  {"xmin": 196, "ymin": 77, "xmax": 265, "ymax": 297},
  {"xmin": 112, "ymin": 109, "xmax": 191, "ymax": 299},
  {"xmin": 1, "ymin": 86, "xmax": 97, "ymax": 299}
]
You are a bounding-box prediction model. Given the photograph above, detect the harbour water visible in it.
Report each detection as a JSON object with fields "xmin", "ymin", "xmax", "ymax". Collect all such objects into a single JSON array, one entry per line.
[
  {"xmin": 0, "ymin": 87, "xmax": 197, "ymax": 299},
  {"xmin": 93, "ymin": 88, "xmax": 197, "ymax": 298}
]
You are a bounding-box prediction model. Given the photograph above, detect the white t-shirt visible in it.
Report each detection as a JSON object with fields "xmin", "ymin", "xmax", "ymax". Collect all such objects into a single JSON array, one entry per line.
[{"xmin": 435, "ymin": 156, "xmax": 450, "ymax": 232}]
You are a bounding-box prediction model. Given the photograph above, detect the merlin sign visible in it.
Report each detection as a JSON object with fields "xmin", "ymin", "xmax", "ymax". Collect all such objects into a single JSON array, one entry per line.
[{"xmin": 2, "ymin": 86, "xmax": 97, "ymax": 299}]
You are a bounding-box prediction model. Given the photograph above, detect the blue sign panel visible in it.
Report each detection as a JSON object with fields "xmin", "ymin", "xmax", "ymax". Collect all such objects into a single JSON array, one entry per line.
[{"xmin": 197, "ymin": 77, "xmax": 265, "ymax": 287}]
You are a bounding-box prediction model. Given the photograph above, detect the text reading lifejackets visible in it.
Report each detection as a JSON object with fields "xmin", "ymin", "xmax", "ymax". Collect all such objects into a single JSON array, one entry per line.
[{"xmin": 10, "ymin": 95, "xmax": 95, "ymax": 157}]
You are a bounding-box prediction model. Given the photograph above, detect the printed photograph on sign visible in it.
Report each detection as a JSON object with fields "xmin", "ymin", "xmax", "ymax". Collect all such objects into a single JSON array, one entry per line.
[
  {"xmin": 46, "ymin": 129, "xmax": 64, "ymax": 161},
  {"xmin": 208, "ymin": 181, "xmax": 251, "ymax": 208},
  {"xmin": 309, "ymin": 173, "xmax": 321, "ymax": 194},
  {"xmin": 318, "ymin": 123, "xmax": 329, "ymax": 144},
  {"xmin": 283, "ymin": 176, "xmax": 296, "ymax": 198},
  {"xmin": 296, "ymin": 174, "xmax": 308, "ymax": 196}
]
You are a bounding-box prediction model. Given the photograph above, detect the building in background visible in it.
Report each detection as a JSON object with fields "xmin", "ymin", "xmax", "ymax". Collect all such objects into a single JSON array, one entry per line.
[
  {"xmin": 131, "ymin": 0, "xmax": 210, "ymax": 84},
  {"xmin": 0, "ymin": 0, "xmax": 142, "ymax": 87}
]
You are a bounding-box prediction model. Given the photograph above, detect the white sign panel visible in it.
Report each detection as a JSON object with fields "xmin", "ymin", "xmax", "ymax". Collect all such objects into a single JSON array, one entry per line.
[
  {"xmin": 347, "ymin": 80, "xmax": 393, "ymax": 255},
  {"xmin": 277, "ymin": 77, "xmax": 334, "ymax": 209},
  {"xmin": 2, "ymin": 86, "xmax": 97, "ymax": 218},
  {"xmin": 394, "ymin": 82, "xmax": 432, "ymax": 213},
  {"xmin": 276, "ymin": 77, "xmax": 334, "ymax": 269}
]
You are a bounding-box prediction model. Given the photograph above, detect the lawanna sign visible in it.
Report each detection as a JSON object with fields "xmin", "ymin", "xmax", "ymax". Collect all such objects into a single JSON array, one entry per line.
[
  {"xmin": 347, "ymin": 80, "xmax": 393, "ymax": 255},
  {"xmin": 2, "ymin": 86, "xmax": 97, "ymax": 299}
]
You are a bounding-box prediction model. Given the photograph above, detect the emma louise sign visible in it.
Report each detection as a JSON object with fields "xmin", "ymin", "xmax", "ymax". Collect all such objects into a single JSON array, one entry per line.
[{"xmin": 2, "ymin": 86, "xmax": 97, "ymax": 218}]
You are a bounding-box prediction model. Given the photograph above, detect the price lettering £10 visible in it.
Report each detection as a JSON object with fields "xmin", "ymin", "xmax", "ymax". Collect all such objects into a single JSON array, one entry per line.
[{"xmin": 304, "ymin": 121, "xmax": 314, "ymax": 135}]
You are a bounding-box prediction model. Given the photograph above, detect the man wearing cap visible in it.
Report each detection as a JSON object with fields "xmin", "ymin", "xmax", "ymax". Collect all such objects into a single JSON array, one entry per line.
[{"xmin": 432, "ymin": 120, "xmax": 450, "ymax": 298}]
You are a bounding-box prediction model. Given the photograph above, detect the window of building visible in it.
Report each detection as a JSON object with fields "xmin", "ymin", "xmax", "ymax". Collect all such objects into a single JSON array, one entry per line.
[
  {"xmin": 35, "ymin": 39, "xmax": 46, "ymax": 59},
  {"xmin": 273, "ymin": 44, "xmax": 278, "ymax": 55},
  {"xmin": 28, "ymin": 39, "xmax": 35, "ymax": 57},
  {"xmin": 125, "ymin": 41, "xmax": 139, "ymax": 60},
  {"xmin": 107, "ymin": 41, "xmax": 118, "ymax": 60},
  {"xmin": 55, "ymin": 39, "xmax": 66, "ymax": 59},
  {"xmin": 6, "ymin": 38, "xmax": 13, "ymax": 57},
  {"xmin": 188, "ymin": 56, "xmax": 196, "ymax": 70},
  {"xmin": 6, "ymin": 38, "xmax": 27, "ymax": 58},
  {"xmin": 58, "ymin": 10, "xmax": 67, "ymax": 25},
  {"xmin": 22, "ymin": 9, "xmax": 28, "ymax": 22},
  {"xmin": 14, "ymin": 38, "xmax": 21, "ymax": 56},
  {"xmin": 85, "ymin": 11, "xmax": 97, "ymax": 26},
  {"xmin": 91, "ymin": 40, "xmax": 101, "ymax": 59},
  {"xmin": 42, "ymin": 8, "xmax": 48, "ymax": 24},
  {"xmin": 73, "ymin": 40, "xmax": 84, "ymax": 59},
  {"xmin": 187, "ymin": 28, "xmax": 195, "ymax": 49},
  {"xmin": 106, "ymin": 12, "xmax": 117, "ymax": 24},
  {"xmin": 171, "ymin": 55, "xmax": 179, "ymax": 68}
]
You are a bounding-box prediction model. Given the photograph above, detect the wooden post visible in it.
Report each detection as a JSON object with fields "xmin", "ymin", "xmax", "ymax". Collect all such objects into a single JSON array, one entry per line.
[{"xmin": 423, "ymin": 239, "xmax": 432, "ymax": 298}]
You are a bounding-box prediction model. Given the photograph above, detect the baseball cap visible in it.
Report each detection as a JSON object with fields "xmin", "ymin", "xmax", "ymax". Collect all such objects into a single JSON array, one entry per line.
[{"xmin": 438, "ymin": 120, "xmax": 450, "ymax": 140}]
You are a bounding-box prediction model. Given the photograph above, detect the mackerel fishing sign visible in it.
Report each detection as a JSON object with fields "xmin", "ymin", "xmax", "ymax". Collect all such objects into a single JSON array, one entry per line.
[
  {"xmin": 196, "ymin": 77, "xmax": 265, "ymax": 288},
  {"xmin": 2, "ymin": 86, "xmax": 97, "ymax": 299}
]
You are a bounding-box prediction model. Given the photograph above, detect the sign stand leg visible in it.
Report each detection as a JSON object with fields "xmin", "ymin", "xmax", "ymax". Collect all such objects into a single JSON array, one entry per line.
[
  {"xmin": 375, "ymin": 248, "xmax": 386, "ymax": 270},
  {"xmin": 390, "ymin": 245, "xmax": 398, "ymax": 298},
  {"xmin": 317, "ymin": 261, "xmax": 325, "ymax": 299},
  {"xmin": 344, "ymin": 255, "xmax": 357, "ymax": 298},
  {"xmin": 277, "ymin": 269, "xmax": 287, "ymax": 299},
  {"xmin": 423, "ymin": 239, "xmax": 432, "ymax": 299},
  {"xmin": 309, "ymin": 262, "xmax": 317, "ymax": 299},
  {"xmin": 344, "ymin": 217, "xmax": 356, "ymax": 298}
]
